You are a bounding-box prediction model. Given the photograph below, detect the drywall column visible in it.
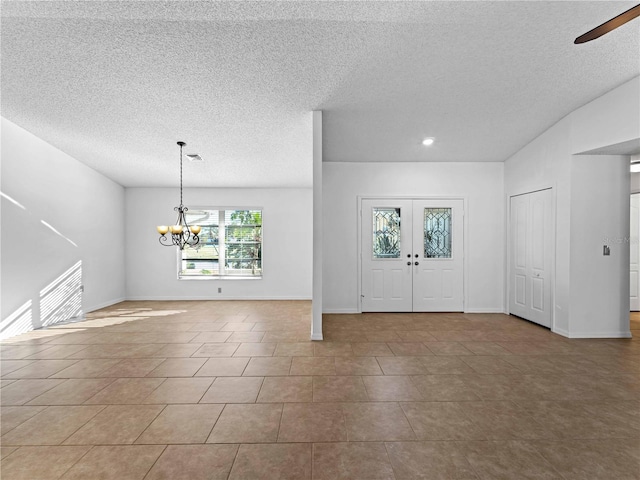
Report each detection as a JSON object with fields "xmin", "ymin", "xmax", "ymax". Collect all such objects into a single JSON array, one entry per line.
[{"xmin": 311, "ymin": 111, "xmax": 323, "ymax": 340}]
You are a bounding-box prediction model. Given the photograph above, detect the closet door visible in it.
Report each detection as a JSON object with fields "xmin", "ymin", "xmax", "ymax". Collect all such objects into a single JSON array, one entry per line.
[{"xmin": 509, "ymin": 189, "xmax": 553, "ymax": 327}]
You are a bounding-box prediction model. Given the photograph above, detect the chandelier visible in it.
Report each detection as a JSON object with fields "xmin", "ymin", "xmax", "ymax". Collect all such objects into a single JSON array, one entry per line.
[{"xmin": 156, "ymin": 141, "xmax": 201, "ymax": 250}]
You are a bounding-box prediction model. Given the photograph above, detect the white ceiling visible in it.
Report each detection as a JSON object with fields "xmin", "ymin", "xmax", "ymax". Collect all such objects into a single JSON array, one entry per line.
[{"xmin": 2, "ymin": 1, "xmax": 639, "ymax": 188}]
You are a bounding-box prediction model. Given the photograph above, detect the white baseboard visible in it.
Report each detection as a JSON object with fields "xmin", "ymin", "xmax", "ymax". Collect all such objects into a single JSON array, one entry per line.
[
  {"xmin": 322, "ymin": 308, "xmax": 360, "ymax": 314},
  {"xmin": 125, "ymin": 296, "xmax": 312, "ymax": 301},
  {"xmin": 463, "ymin": 308, "xmax": 506, "ymax": 314},
  {"xmin": 564, "ymin": 330, "xmax": 632, "ymax": 339},
  {"xmin": 85, "ymin": 297, "xmax": 126, "ymax": 313},
  {"xmin": 310, "ymin": 333, "xmax": 324, "ymax": 341},
  {"xmin": 551, "ymin": 326, "xmax": 570, "ymax": 338}
]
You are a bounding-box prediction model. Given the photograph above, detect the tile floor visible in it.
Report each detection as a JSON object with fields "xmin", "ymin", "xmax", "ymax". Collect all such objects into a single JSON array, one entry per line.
[{"xmin": 1, "ymin": 301, "xmax": 639, "ymax": 479}]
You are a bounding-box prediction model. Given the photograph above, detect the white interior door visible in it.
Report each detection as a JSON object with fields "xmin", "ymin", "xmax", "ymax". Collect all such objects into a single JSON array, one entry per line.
[
  {"xmin": 361, "ymin": 198, "xmax": 464, "ymax": 312},
  {"xmin": 361, "ymin": 199, "xmax": 413, "ymax": 312},
  {"xmin": 412, "ymin": 199, "xmax": 464, "ymax": 312},
  {"xmin": 630, "ymin": 194, "xmax": 640, "ymax": 311},
  {"xmin": 509, "ymin": 189, "xmax": 553, "ymax": 327}
]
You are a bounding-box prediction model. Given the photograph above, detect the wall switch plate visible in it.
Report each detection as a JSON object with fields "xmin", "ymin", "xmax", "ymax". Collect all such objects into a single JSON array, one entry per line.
[
  {"xmin": 218, "ymin": 287, "xmax": 222, "ymax": 293},
  {"xmin": 603, "ymin": 245, "xmax": 610, "ymax": 256}
]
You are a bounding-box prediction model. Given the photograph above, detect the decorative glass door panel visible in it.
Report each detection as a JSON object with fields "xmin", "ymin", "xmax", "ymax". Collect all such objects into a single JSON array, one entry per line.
[
  {"xmin": 424, "ymin": 208, "xmax": 452, "ymax": 258},
  {"xmin": 373, "ymin": 208, "xmax": 401, "ymax": 259}
]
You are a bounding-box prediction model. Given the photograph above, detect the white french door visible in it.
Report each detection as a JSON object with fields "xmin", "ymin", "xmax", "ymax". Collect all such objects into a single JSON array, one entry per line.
[
  {"xmin": 361, "ymin": 198, "xmax": 464, "ymax": 312},
  {"xmin": 509, "ymin": 189, "xmax": 553, "ymax": 327}
]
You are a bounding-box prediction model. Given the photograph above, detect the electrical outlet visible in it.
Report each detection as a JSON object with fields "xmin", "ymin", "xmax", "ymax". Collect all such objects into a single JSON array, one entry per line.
[
  {"xmin": 603, "ymin": 245, "xmax": 610, "ymax": 256},
  {"xmin": 218, "ymin": 287, "xmax": 222, "ymax": 293}
]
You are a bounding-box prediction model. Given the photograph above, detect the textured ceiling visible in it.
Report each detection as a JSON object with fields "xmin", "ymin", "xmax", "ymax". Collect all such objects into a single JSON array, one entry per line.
[{"xmin": 1, "ymin": 1, "xmax": 639, "ymax": 188}]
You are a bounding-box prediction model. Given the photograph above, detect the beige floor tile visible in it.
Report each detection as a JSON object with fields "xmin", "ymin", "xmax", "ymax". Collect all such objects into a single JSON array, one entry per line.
[
  {"xmin": 192, "ymin": 343, "xmax": 240, "ymax": 357},
  {"xmin": 0, "ymin": 405, "xmax": 47, "ymax": 435},
  {"xmin": 187, "ymin": 323, "xmax": 225, "ymax": 331},
  {"xmin": 388, "ymin": 343, "xmax": 433, "ymax": 356},
  {"xmin": 0, "ymin": 446, "xmax": 91, "ymax": 480},
  {"xmin": 60, "ymin": 445, "xmax": 165, "ymax": 480},
  {"xmin": 257, "ymin": 376, "xmax": 312, "ymax": 402},
  {"xmin": 461, "ymin": 342, "xmax": 512, "ymax": 355},
  {"xmin": 351, "ymin": 342, "xmax": 395, "ymax": 357},
  {"xmin": 189, "ymin": 331, "xmax": 233, "ymax": 343},
  {"xmin": 146, "ymin": 357, "xmax": 207, "ymax": 377},
  {"xmin": 530, "ymin": 438, "xmax": 640, "ymax": 480},
  {"xmin": 221, "ymin": 322, "xmax": 256, "ymax": 332},
  {"xmin": 291, "ymin": 357, "xmax": 336, "ymax": 376},
  {"xmin": 22, "ymin": 344, "xmax": 89, "ymax": 360},
  {"xmin": 227, "ymin": 331, "xmax": 266, "ymax": 343},
  {"xmin": 278, "ymin": 403, "xmax": 346, "ymax": 442},
  {"xmin": 150, "ymin": 343, "xmax": 202, "ymax": 357},
  {"xmin": 207, "ymin": 403, "xmax": 283, "ymax": 443},
  {"xmin": 2, "ymin": 360, "xmax": 78, "ymax": 378},
  {"xmin": 0, "ymin": 379, "xmax": 67, "ymax": 405},
  {"xmin": 400, "ymin": 402, "xmax": 485, "ymax": 441},
  {"xmin": 233, "ymin": 342, "xmax": 276, "ymax": 357},
  {"xmin": 200, "ymin": 376, "xmax": 263, "ymax": 403},
  {"xmin": 312, "ymin": 442, "xmax": 395, "ymax": 480},
  {"xmin": 26, "ymin": 378, "xmax": 115, "ymax": 405},
  {"xmin": 97, "ymin": 358, "xmax": 165, "ymax": 377},
  {"xmin": 229, "ymin": 443, "xmax": 311, "ymax": 480},
  {"xmin": 144, "ymin": 444, "xmax": 238, "ymax": 480},
  {"xmin": 195, "ymin": 357, "xmax": 249, "ymax": 376},
  {"xmin": 83, "ymin": 377, "xmax": 165, "ymax": 404},
  {"xmin": 386, "ymin": 441, "xmax": 478, "ymax": 480},
  {"xmin": 342, "ymin": 402, "xmax": 415, "ymax": 441},
  {"xmin": 462, "ymin": 401, "xmax": 554, "ymax": 440},
  {"xmin": 411, "ymin": 375, "xmax": 482, "ymax": 401},
  {"xmin": 143, "ymin": 377, "xmax": 214, "ymax": 403},
  {"xmin": 0, "ymin": 345, "xmax": 55, "ymax": 360},
  {"xmin": 458, "ymin": 440, "xmax": 564, "ymax": 480},
  {"xmin": 313, "ymin": 376, "xmax": 368, "ymax": 402},
  {"xmin": 421, "ymin": 356, "xmax": 477, "ymax": 374},
  {"xmin": 2, "ymin": 405, "xmax": 105, "ymax": 445},
  {"xmin": 274, "ymin": 342, "xmax": 315, "ymax": 356},
  {"xmin": 335, "ymin": 357, "xmax": 383, "ymax": 375},
  {"xmin": 314, "ymin": 342, "xmax": 354, "ymax": 357},
  {"xmin": 63, "ymin": 404, "xmax": 163, "ymax": 445},
  {"xmin": 1, "ymin": 360, "xmax": 35, "ymax": 375},
  {"xmin": 424, "ymin": 342, "xmax": 475, "ymax": 356},
  {"xmin": 365, "ymin": 331, "xmax": 402, "ymax": 342},
  {"xmin": 135, "ymin": 404, "xmax": 223, "ymax": 444},
  {"xmin": 395, "ymin": 331, "xmax": 439, "ymax": 342},
  {"xmin": 461, "ymin": 356, "xmax": 523, "ymax": 374},
  {"xmin": 243, "ymin": 357, "xmax": 292, "ymax": 376},
  {"xmin": 67, "ymin": 343, "xmax": 165, "ymax": 358},
  {"xmin": 1, "ymin": 446, "xmax": 19, "ymax": 459},
  {"xmin": 50, "ymin": 359, "xmax": 122, "ymax": 378},
  {"xmin": 363, "ymin": 375, "xmax": 423, "ymax": 401},
  {"xmin": 377, "ymin": 357, "xmax": 428, "ymax": 375}
]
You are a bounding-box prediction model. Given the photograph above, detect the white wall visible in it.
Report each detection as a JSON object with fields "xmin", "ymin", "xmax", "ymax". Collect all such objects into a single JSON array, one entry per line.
[
  {"xmin": 1, "ymin": 118, "xmax": 126, "ymax": 338},
  {"xmin": 125, "ymin": 187, "xmax": 312, "ymax": 300},
  {"xmin": 323, "ymin": 162, "xmax": 504, "ymax": 313},
  {"xmin": 505, "ymin": 76, "xmax": 638, "ymax": 338},
  {"xmin": 570, "ymin": 155, "xmax": 630, "ymax": 337}
]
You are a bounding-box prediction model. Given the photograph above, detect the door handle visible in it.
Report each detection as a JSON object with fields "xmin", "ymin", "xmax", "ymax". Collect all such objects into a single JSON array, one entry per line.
[
  {"xmin": 407, "ymin": 254, "xmax": 411, "ymax": 258},
  {"xmin": 407, "ymin": 262, "xmax": 412, "ymax": 266},
  {"xmin": 415, "ymin": 254, "xmax": 419, "ymax": 258},
  {"xmin": 415, "ymin": 261, "xmax": 419, "ymax": 266}
]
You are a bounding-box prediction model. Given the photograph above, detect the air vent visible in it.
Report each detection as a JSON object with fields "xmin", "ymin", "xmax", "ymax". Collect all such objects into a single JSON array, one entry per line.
[{"xmin": 186, "ymin": 154, "xmax": 203, "ymax": 162}]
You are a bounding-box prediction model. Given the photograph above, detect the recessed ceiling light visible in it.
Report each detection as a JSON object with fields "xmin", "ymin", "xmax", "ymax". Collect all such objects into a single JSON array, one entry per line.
[
  {"xmin": 422, "ymin": 138, "xmax": 435, "ymax": 146},
  {"xmin": 186, "ymin": 154, "xmax": 203, "ymax": 162}
]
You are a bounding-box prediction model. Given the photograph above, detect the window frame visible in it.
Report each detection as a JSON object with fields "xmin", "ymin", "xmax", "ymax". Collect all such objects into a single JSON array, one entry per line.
[{"xmin": 176, "ymin": 206, "xmax": 263, "ymax": 280}]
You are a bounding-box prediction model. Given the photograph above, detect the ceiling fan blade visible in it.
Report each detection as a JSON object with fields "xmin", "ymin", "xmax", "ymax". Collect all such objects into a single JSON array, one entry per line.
[{"xmin": 575, "ymin": 4, "xmax": 640, "ymax": 44}]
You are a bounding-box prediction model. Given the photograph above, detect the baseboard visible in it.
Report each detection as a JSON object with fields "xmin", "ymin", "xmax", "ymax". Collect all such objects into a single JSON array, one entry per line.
[
  {"xmin": 85, "ymin": 297, "xmax": 127, "ymax": 313},
  {"xmin": 310, "ymin": 332, "xmax": 324, "ymax": 341},
  {"xmin": 552, "ymin": 326, "xmax": 570, "ymax": 338},
  {"xmin": 124, "ymin": 296, "xmax": 312, "ymax": 301},
  {"xmin": 322, "ymin": 308, "xmax": 360, "ymax": 314},
  {"xmin": 463, "ymin": 308, "xmax": 506, "ymax": 314},
  {"xmin": 564, "ymin": 330, "xmax": 633, "ymax": 339}
]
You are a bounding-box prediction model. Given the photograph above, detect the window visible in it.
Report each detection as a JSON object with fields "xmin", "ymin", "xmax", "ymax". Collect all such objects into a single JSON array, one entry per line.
[{"xmin": 179, "ymin": 208, "xmax": 262, "ymax": 278}]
